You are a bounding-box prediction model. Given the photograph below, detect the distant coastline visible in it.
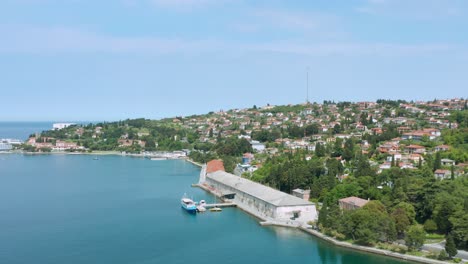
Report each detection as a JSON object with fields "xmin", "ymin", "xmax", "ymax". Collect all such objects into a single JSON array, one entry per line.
[{"xmin": 2, "ymin": 150, "xmax": 190, "ymax": 160}]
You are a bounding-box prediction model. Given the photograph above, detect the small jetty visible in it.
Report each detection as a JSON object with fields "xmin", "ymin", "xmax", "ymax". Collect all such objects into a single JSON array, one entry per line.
[
  {"xmin": 192, "ymin": 196, "xmax": 236, "ymax": 213},
  {"xmin": 202, "ymin": 203, "xmax": 236, "ymax": 209}
]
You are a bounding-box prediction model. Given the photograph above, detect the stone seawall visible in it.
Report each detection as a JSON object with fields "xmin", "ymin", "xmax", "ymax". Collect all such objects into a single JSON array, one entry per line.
[{"xmin": 298, "ymin": 227, "xmax": 449, "ymax": 264}]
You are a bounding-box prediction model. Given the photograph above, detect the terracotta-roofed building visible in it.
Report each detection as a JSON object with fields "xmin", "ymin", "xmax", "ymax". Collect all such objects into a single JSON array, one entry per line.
[
  {"xmin": 339, "ymin": 196, "xmax": 369, "ymax": 210},
  {"xmin": 397, "ymin": 127, "xmax": 412, "ymax": 134},
  {"xmin": 434, "ymin": 169, "xmax": 451, "ymax": 180},
  {"xmin": 405, "ymin": 144, "xmax": 426, "ymax": 154},
  {"xmin": 206, "ymin": 159, "xmax": 225, "ymax": 173},
  {"xmin": 409, "ymin": 154, "xmax": 424, "ymax": 163},
  {"xmin": 371, "ymin": 128, "xmax": 383, "ymax": 135},
  {"xmin": 435, "ymin": 145, "xmax": 450, "ymax": 152}
]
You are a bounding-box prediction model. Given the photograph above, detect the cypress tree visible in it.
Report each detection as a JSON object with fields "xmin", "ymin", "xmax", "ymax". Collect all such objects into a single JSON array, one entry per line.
[
  {"xmin": 445, "ymin": 234, "xmax": 458, "ymax": 258},
  {"xmin": 433, "ymin": 152, "xmax": 441, "ymax": 171},
  {"xmin": 318, "ymin": 201, "xmax": 329, "ymax": 228}
]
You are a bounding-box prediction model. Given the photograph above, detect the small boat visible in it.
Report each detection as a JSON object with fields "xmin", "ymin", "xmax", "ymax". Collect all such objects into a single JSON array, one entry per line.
[
  {"xmin": 181, "ymin": 195, "xmax": 197, "ymax": 213},
  {"xmin": 209, "ymin": 207, "xmax": 222, "ymax": 212},
  {"xmin": 196, "ymin": 200, "xmax": 207, "ymax": 212},
  {"xmin": 93, "ymin": 156, "xmax": 99, "ymax": 160}
]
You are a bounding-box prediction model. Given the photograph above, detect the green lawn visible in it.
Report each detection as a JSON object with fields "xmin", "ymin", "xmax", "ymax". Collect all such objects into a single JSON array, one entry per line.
[{"xmin": 425, "ymin": 233, "xmax": 445, "ymax": 244}]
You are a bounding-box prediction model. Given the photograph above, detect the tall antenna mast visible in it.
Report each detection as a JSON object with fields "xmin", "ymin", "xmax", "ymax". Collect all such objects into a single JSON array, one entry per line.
[{"xmin": 306, "ymin": 66, "xmax": 309, "ymax": 104}]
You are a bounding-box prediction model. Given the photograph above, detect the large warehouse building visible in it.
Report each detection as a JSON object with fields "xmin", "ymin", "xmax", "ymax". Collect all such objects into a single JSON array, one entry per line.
[{"xmin": 199, "ymin": 160, "xmax": 318, "ymax": 224}]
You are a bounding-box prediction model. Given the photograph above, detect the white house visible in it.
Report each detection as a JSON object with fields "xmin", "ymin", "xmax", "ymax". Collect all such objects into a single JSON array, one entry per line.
[
  {"xmin": 53, "ymin": 123, "xmax": 76, "ymax": 130},
  {"xmin": 251, "ymin": 140, "xmax": 266, "ymax": 152}
]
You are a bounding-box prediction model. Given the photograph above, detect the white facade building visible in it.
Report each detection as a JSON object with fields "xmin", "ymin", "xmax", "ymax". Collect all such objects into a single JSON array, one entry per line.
[
  {"xmin": 53, "ymin": 123, "xmax": 76, "ymax": 130},
  {"xmin": 250, "ymin": 140, "xmax": 266, "ymax": 152},
  {"xmin": 0, "ymin": 142, "xmax": 12, "ymax": 151},
  {"xmin": 1, "ymin": 139, "xmax": 23, "ymax": 145}
]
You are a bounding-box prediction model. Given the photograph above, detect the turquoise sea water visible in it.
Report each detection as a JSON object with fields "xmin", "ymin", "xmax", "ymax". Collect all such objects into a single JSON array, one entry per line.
[
  {"xmin": 0, "ymin": 122, "xmax": 54, "ymax": 140},
  {"xmin": 0, "ymin": 123, "xmax": 408, "ymax": 263},
  {"xmin": 0, "ymin": 121, "xmax": 95, "ymax": 140},
  {"xmin": 0, "ymin": 154, "xmax": 409, "ymax": 264}
]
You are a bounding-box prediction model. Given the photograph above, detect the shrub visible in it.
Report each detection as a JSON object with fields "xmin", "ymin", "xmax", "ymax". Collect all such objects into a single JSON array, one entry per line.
[{"xmin": 437, "ymin": 250, "xmax": 448, "ymax": 260}]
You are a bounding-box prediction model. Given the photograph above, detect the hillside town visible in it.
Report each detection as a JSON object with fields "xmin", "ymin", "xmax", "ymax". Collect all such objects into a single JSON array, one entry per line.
[
  {"xmin": 15, "ymin": 98, "xmax": 467, "ymax": 178},
  {"xmin": 6, "ymin": 97, "xmax": 468, "ymax": 261}
]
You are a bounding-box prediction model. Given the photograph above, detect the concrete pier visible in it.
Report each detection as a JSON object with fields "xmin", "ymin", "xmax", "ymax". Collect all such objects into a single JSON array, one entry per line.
[{"xmin": 203, "ymin": 203, "xmax": 237, "ymax": 208}]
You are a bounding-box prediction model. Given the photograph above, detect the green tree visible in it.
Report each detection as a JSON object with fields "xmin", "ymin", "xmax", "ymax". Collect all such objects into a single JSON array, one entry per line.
[
  {"xmin": 451, "ymin": 165, "xmax": 455, "ymax": 180},
  {"xmin": 438, "ymin": 250, "xmax": 448, "ymax": 260},
  {"xmin": 339, "ymin": 201, "xmax": 396, "ymax": 245},
  {"xmin": 342, "ymin": 138, "xmax": 355, "ymax": 161},
  {"xmin": 449, "ymin": 211, "xmax": 468, "ymax": 250},
  {"xmin": 392, "ymin": 208, "xmax": 411, "ymax": 236},
  {"xmin": 332, "ymin": 124, "xmax": 342, "ymax": 135},
  {"xmin": 434, "ymin": 151, "xmax": 442, "ymax": 171},
  {"xmin": 423, "ymin": 219, "xmax": 438, "ymax": 233},
  {"xmin": 405, "ymin": 225, "xmax": 425, "ymax": 251},
  {"xmin": 445, "ymin": 234, "xmax": 458, "ymax": 258},
  {"xmin": 315, "ymin": 142, "xmax": 325, "ymax": 157},
  {"xmin": 305, "ymin": 124, "xmax": 319, "ymax": 135},
  {"xmin": 434, "ymin": 193, "xmax": 462, "ymax": 234},
  {"xmin": 340, "ymin": 209, "xmax": 379, "ymax": 245},
  {"xmin": 354, "ymin": 154, "xmax": 375, "ymax": 177}
]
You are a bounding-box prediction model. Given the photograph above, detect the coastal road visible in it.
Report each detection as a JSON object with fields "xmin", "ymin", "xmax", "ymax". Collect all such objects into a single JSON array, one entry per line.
[{"xmin": 422, "ymin": 242, "xmax": 468, "ymax": 260}]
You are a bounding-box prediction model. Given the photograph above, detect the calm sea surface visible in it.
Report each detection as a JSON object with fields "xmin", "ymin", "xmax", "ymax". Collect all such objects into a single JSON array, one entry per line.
[
  {"xmin": 0, "ymin": 122, "xmax": 54, "ymax": 140},
  {"xmin": 0, "ymin": 124, "xmax": 409, "ymax": 264},
  {"xmin": 0, "ymin": 121, "xmax": 95, "ymax": 140}
]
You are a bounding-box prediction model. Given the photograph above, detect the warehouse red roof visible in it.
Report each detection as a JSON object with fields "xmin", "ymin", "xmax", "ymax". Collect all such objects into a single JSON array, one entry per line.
[{"xmin": 206, "ymin": 160, "xmax": 225, "ymax": 173}]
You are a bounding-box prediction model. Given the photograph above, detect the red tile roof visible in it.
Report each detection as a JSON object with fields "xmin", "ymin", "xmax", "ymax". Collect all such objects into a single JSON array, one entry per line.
[{"xmin": 206, "ymin": 160, "xmax": 225, "ymax": 173}]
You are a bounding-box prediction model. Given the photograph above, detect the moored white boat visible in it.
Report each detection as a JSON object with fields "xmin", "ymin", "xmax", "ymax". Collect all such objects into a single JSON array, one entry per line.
[{"xmin": 181, "ymin": 195, "xmax": 197, "ymax": 213}]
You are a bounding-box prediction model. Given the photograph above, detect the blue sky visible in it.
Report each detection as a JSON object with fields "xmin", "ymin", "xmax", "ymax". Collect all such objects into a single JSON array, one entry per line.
[{"xmin": 0, "ymin": 0, "xmax": 467, "ymax": 121}]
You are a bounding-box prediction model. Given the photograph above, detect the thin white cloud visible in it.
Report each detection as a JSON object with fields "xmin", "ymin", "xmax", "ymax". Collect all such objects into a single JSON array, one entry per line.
[
  {"xmin": 0, "ymin": 25, "xmax": 220, "ymax": 54},
  {"xmin": 148, "ymin": 0, "xmax": 227, "ymax": 10},
  {"xmin": 356, "ymin": 0, "xmax": 463, "ymax": 19},
  {"xmin": 0, "ymin": 25, "xmax": 461, "ymax": 57},
  {"xmin": 253, "ymin": 10, "xmax": 319, "ymax": 31},
  {"xmin": 251, "ymin": 42, "xmax": 455, "ymax": 57},
  {"xmin": 230, "ymin": 9, "xmax": 345, "ymax": 41}
]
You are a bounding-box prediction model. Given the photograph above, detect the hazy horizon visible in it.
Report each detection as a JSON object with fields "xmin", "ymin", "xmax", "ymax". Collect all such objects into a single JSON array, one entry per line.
[{"xmin": 1, "ymin": 96, "xmax": 465, "ymax": 122}]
